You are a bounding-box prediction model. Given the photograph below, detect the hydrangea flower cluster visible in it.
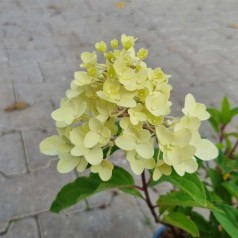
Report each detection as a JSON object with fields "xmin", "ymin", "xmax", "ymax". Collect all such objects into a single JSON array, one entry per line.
[{"xmin": 40, "ymin": 34, "xmax": 218, "ymax": 181}]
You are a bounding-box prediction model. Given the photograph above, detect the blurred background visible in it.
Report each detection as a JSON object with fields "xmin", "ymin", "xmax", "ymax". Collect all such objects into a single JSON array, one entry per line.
[{"xmin": 0, "ymin": 0, "xmax": 238, "ymax": 237}]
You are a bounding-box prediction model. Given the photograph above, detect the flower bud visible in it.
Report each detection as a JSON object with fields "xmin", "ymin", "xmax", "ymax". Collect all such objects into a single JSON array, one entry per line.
[
  {"xmin": 95, "ymin": 41, "xmax": 107, "ymax": 53},
  {"xmin": 121, "ymin": 34, "xmax": 136, "ymax": 50},
  {"xmin": 110, "ymin": 39, "xmax": 118, "ymax": 49},
  {"xmin": 137, "ymin": 48, "xmax": 148, "ymax": 60}
]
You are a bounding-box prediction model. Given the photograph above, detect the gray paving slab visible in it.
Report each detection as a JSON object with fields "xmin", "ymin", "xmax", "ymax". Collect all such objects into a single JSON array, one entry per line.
[
  {"xmin": 39, "ymin": 194, "xmax": 153, "ymax": 238},
  {"xmin": 0, "ymin": 100, "xmax": 54, "ymax": 131},
  {"xmin": 0, "ymin": 162, "xmax": 76, "ymax": 231},
  {"xmin": 8, "ymin": 47, "xmax": 64, "ymax": 66},
  {"xmin": 0, "ymin": 131, "xmax": 26, "ymax": 176},
  {"xmin": 39, "ymin": 61, "xmax": 79, "ymax": 82},
  {"xmin": 22, "ymin": 128, "xmax": 57, "ymax": 170},
  {"xmin": 0, "ymin": 63, "xmax": 43, "ymax": 83},
  {"xmin": 0, "ymin": 84, "xmax": 15, "ymax": 109},
  {"xmin": 0, "ymin": 49, "xmax": 8, "ymax": 65},
  {"xmin": 0, "ymin": 218, "xmax": 39, "ymax": 238},
  {"xmin": 14, "ymin": 81, "xmax": 69, "ymax": 105}
]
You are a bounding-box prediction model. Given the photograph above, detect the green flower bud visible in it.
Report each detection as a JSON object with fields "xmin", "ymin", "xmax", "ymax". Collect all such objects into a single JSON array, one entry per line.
[
  {"xmin": 87, "ymin": 66, "xmax": 97, "ymax": 77},
  {"xmin": 104, "ymin": 52, "xmax": 114, "ymax": 61},
  {"xmin": 137, "ymin": 48, "xmax": 148, "ymax": 60},
  {"xmin": 95, "ymin": 41, "xmax": 107, "ymax": 53},
  {"xmin": 121, "ymin": 34, "xmax": 136, "ymax": 50},
  {"xmin": 110, "ymin": 39, "xmax": 118, "ymax": 49}
]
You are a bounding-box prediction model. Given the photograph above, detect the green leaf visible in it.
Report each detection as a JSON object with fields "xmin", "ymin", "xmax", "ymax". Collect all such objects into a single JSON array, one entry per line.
[
  {"xmin": 231, "ymin": 107, "xmax": 238, "ymax": 118},
  {"xmin": 50, "ymin": 166, "xmax": 142, "ymax": 213},
  {"xmin": 213, "ymin": 204, "xmax": 238, "ymax": 238},
  {"xmin": 163, "ymin": 212, "xmax": 199, "ymax": 237},
  {"xmin": 158, "ymin": 190, "xmax": 217, "ymax": 211},
  {"xmin": 158, "ymin": 191, "xmax": 205, "ymax": 208},
  {"xmin": 220, "ymin": 97, "xmax": 231, "ymax": 124},
  {"xmin": 160, "ymin": 171, "xmax": 207, "ymax": 206},
  {"xmin": 190, "ymin": 211, "xmax": 212, "ymax": 237},
  {"xmin": 208, "ymin": 168, "xmax": 222, "ymax": 188},
  {"xmin": 207, "ymin": 108, "xmax": 221, "ymax": 132},
  {"xmin": 222, "ymin": 179, "xmax": 238, "ymax": 200}
]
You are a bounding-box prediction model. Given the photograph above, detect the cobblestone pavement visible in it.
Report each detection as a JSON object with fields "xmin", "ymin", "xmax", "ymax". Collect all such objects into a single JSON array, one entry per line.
[{"xmin": 1, "ymin": 0, "xmax": 238, "ymax": 237}]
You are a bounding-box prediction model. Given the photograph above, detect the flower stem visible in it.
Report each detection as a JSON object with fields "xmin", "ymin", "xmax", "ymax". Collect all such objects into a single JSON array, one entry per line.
[
  {"xmin": 228, "ymin": 137, "xmax": 238, "ymax": 158},
  {"xmin": 141, "ymin": 171, "xmax": 159, "ymax": 223}
]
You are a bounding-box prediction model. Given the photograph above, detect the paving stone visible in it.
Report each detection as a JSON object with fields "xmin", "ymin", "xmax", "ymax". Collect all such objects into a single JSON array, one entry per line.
[
  {"xmin": 8, "ymin": 47, "xmax": 64, "ymax": 66},
  {"xmin": 0, "ymin": 83, "xmax": 15, "ymax": 109},
  {"xmin": 1, "ymin": 218, "xmax": 38, "ymax": 238},
  {"xmin": 172, "ymin": 80, "xmax": 228, "ymax": 107},
  {"xmin": 22, "ymin": 128, "xmax": 57, "ymax": 170},
  {"xmin": 39, "ymin": 194, "xmax": 153, "ymax": 238},
  {"xmin": 4, "ymin": 25, "xmax": 52, "ymax": 38},
  {"xmin": 0, "ymin": 100, "xmax": 54, "ymax": 131},
  {"xmin": 2, "ymin": 33, "xmax": 57, "ymax": 50},
  {"xmin": 0, "ymin": 63, "xmax": 43, "ymax": 83},
  {"xmin": 217, "ymin": 63, "xmax": 238, "ymax": 80},
  {"xmin": 190, "ymin": 63, "xmax": 228, "ymax": 84},
  {"xmin": 0, "ymin": 131, "xmax": 26, "ymax": 176},
  {"xmin": 158, "ymin": 29, "xmax": 221, "ymax": 42},
  {"xmin": 59, "ymin": 45, "xmax": 92, "ymax": 62},
  {"xmin": 182, "ymin": 50, "xmax": 226, "ymax": 65},
  {"xmin": 40, "ymin": 61, "xmax": 79, "ymax": 82},
  {"xmin": 0, "ymin": 48, "xmax": 8, "ymax": 65},
  {"xmin": 14, "ymin": 81, "xmax": 69, "ymax": 105},
  {"xmin": 187, "ymin": 37, "xmax": 238, "ymax": 53},
  {"xmin": 156, "ymin": 53, "xmax": 192, "ymax": 81},
  {"xmin": 0, "ymin": 162, "xmax": 76, "ymax": 228}
]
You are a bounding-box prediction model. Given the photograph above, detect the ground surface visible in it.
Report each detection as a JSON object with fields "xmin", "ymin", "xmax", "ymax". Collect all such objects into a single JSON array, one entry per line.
[{"xmin": 0, "ymin": 0, "xmax": 238, "ymax": 237}]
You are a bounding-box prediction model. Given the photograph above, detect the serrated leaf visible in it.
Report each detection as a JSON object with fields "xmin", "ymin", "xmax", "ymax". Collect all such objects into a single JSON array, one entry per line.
[
  {"xmin": 163, "ymin": 212, "xmax": 199, "ymax": 237},
  {"xmin": 158, "ymin": 191, "xmax": 215, "ymax": 210},
  {"xmin": 213, "ymin": 204, "xmax": 238, "ymax": 238},
  {"xmin": 158, "ymin": 191, "xmax": 198, "ymax": 207},
  {"xmin": 160, "ymin": 171, "xmax": 207, "ymax": 206},
  {"xmin": 50, "ymin": 166, "xmax": 142, "ymax": 213}
]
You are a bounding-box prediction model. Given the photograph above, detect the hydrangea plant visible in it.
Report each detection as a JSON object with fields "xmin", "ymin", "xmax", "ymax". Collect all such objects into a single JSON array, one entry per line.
[{"xmin": 40, "ymin": 34, "xmax": 222, "ymax": 237}]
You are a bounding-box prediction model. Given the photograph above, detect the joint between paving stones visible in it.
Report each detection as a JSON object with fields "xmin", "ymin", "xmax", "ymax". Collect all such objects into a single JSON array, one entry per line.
[
  {"xmin": 34, "ymin": 215, "xmax": 43, "ymax": 238},
  {"xmin": 20, "ymin": 129, "xmax": 31, "ymax": 173},
  {"xmin": 38, "ymin": 62, "xmax": 46, "ymax": 82}
]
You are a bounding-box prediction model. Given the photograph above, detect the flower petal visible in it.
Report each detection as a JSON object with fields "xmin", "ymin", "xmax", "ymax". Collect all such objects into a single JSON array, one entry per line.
[
  {"xmin": 115, "ymin": 134, "xmax": 136, "ymax": 151},
  {"xmin": 85, "ymin": 146, "xmax": 103, "ymax": 165},
  {"xmin": 153, "ymin": 167, "xmax": 162, "ymax": 181},
  {"xmin": 156, "ymin": 125, "xmax": 174, "ymax": 145},
  {"xmin": 195, "ymin": 139, "xmax": 218, "ymax": 160},
  {"xmin": 57, "ymin": 153, "xmax": 81, "ymax": 173},
  {"xmin": 135, "ymin": 143, "xmax": 154, "ymax": 159},
  {"xmin": 84, "ymin": 131, "xmax": 100, "ymax": 148},
  {"xmin": 39, "ymin": 135, "xmax": 71, "ymax": 155},
  {"xmin": 76, "ymin": 158, "xmax": 88, "ymax": 172}
]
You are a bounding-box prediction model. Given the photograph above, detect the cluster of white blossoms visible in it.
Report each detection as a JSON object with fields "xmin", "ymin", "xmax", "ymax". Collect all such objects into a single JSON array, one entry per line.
[{"xmin": 40, "ymin": 34, "xmax": 218, "ymax": 181}]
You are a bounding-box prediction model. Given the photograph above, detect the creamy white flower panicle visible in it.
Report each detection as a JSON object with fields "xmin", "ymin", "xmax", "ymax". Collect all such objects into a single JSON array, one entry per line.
[{"xmin": 39, "ymin": 34, "xmax": 218, "ymax": 181}]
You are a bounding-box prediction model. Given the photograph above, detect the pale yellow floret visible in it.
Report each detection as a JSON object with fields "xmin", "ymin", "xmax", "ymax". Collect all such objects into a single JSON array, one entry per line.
[
  {"xmin": 153, "ymin": 160, "xmax": 172, "ymax": 180},
  {"xmin": 91, "ymin": 160, "xmax": 114, "ymax": 181},
  {"xmin": 182, "ymin": 94, "xmax": 210, "ymax": 120}
]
